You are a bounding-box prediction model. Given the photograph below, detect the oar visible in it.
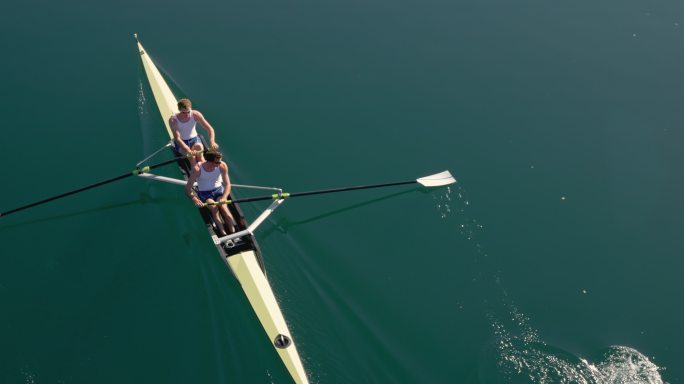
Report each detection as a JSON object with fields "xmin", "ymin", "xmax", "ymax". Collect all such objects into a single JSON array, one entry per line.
[
  {"xmin": 206, "ymin": 171, "xmax": 456, "ymax": 206},
  {"xmin": 0, "ymin": 154, "xmax": 195, "ymax": 217}
]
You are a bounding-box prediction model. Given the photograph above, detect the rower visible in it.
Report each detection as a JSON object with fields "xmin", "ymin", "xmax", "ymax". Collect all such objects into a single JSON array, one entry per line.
[
  {"xmin": 169, "ymin": 98, "xmax": 219, "ymax": 167},
  {"xmin": 185, "ymin": 151, "xmax": 236, "ymax": 236}
]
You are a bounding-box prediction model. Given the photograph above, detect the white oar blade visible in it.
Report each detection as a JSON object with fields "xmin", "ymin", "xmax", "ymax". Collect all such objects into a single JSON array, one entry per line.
[{"xmin": 417, "ymin": 170, "xmax": 456, "ymax": 187}]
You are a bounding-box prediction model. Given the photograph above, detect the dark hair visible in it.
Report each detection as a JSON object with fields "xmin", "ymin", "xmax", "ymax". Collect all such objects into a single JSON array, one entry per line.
[
  {"xmin": 177, "ymin": 98, "xmax": 192, "ymax": 110},
  {"xmin": 205, "ymin": 151, "xmax": 223, "ymax": 162}
]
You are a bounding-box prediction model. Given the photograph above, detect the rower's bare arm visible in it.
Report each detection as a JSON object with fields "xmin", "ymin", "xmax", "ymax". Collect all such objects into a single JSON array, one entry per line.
[
  {"xmin": 185, "ymin": 165, "xmax": 201, "ymax": 201},
  {"xmin": 195, "ymin": 111, "xmax": 219, "ymax": 150},
  {"xmin": 220, "ymin": 163, "xmax": 231, "ymax": 200}
]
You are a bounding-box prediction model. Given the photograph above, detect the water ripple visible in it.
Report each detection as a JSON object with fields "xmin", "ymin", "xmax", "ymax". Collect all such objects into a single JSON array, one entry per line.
[{"xmin": 482, "ymin": 310, "xmax": 664, "ymax": 384}]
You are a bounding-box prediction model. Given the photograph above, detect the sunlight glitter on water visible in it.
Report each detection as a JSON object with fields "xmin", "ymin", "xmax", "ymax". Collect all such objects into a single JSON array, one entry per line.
[
  {"xmin": 485, "ymin": 308, "xmax": 664, "ymax": 384},
  {"xmin": 432, "ymin": 185, "xmax": 453, "ymax": 219}
]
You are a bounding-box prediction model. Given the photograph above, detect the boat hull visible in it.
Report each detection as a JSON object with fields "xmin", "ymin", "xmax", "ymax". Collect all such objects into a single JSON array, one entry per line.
[{"xmin": 136, "ymin": 38, "xmax": 309, "ymax": 384}]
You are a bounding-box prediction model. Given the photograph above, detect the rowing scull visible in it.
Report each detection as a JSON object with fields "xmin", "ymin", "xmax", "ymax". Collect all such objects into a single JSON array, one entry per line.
[{"xmin": 134, "ymin": 35, "xmax": 310, "ymax": 384}]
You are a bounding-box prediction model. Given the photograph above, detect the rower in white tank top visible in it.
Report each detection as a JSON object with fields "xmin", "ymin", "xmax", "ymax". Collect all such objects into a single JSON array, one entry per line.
[
  {"xmin": 172, "ymin": 112, "xmax": 198, "ymax": 140},
  {"xmin": 185, "ymin": 151, "xmax": 236, "ymax": 236},
  {"xmin": 197, "ymin": 162, "xmax": 223, "ymax": 192},
  {"xmin": 169, "ymin": 98, "xmax": 221, "ymax": 167}
]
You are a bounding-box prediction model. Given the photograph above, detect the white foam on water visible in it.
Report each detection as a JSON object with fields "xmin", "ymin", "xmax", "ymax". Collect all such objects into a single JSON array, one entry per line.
[
  {"xmin": 487, "ymin": 306, "xmax": 664, "ymax": 384},
  {"xmin": 443, "ymin": 179, "xmax": 666, "ymax": 384},
  {"xmin": 592, "ymin": 346, "xmax": 663, "ymax": 384}
]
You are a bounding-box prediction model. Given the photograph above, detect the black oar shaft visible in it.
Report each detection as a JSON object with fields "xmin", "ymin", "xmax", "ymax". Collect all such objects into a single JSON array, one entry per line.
[
  {"xmin": 1, "ymin": 156, "xmax": 184, "ymax": 217},
  {"xmin": 289, "ymin": 180, "xmax": 417, "ymax": 198},
  {"xmin": 228, "ymin": 180, "xmax": 418, "ymax": 204},
  {"xmin": 1, "ymin": 173, "xmax": 133, "ymax": 217}
]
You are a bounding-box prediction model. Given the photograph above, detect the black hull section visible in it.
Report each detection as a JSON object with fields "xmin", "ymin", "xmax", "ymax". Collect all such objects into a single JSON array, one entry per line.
[{"xmin": 174, "ymin": 155, "xmax": 266, "ymax": 274}]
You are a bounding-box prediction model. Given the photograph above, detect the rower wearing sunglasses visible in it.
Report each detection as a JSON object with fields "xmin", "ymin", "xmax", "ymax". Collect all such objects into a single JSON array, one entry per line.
[
  {"xmin": 185, "ymin": 151, "xmax": 236, "ymax": 236},
  {"xmin": 169, "ymin": 98, "xmax": 219, "ymax": 166}
]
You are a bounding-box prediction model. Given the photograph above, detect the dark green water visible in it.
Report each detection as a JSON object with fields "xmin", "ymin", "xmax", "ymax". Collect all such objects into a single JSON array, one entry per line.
[{"xmin": 1, "ymin": 0, "xmax": 683, "ymax": 383}]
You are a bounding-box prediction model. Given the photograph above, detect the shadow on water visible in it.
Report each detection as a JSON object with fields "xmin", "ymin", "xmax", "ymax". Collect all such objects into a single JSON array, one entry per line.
[
  {"xmin": 0, "ymin": 193, "xmax": 175, "ymax": 232},
  {"xmin": 439, "ymin": 184, "xmax": 665, "ymax": 384},
  {"xmin": 256, "ymin": 188, "xmax": 420, "ymax": 240}
]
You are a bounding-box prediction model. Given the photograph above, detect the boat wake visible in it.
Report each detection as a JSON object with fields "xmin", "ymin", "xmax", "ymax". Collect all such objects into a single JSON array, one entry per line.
[
  {"xmin": 446, "ymin": 186, "xmax": 665, "ymax": 384},
  {"xmin": 479, "ymin": 308, "xmax": 664, "ymax": 384},
  {"xmin": 137, "ymin": 79, "xmax": 157, "ymax": 155},
  {"xmin": 137, "ymin": 79, "xmax": 147, "ymax": 116}
]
